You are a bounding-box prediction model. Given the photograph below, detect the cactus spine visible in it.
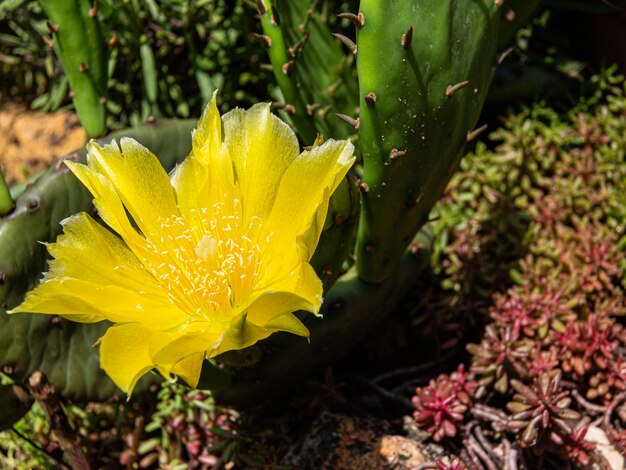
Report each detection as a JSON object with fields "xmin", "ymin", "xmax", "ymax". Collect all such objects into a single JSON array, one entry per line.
[
  {"xmin": 355, "ymin": 0, "xmax": 501, "ymax": 283},
  {"xmin": 40, "ymin": 0, "xmax": 108, "ymax": 137}
]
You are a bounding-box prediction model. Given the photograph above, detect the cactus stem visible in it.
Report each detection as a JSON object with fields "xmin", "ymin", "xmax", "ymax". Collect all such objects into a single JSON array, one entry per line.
[
  {"xmin": 306, "ymin": 103, "xmax": 321, "ymax": 115},
  {"xmin": 332, "ymin": 33, "xmax": 357, "ymax": 55},
  {"xmin": 107, "ymin": 32, "xmax": 118, "ymax": 47},
  {"xmin": 401, "ymin": 26, "xmax": 413, "ymax": 49},
  {"xmin": 251, "ymin": 32, "xmax": 272, "ymax": 48},
  {"xmin": 337, "ymin": 12, "xmax": 365, "ymax": 28},
  {"xmin": 282, "ymin": 60, "xmax": 294, "ymax": 75},
  {"xmin": 497, "ymin": 45, "xmax": 516, "ymax": 65},
  {"xmin": 79, "ymin": 63, "xmax": 89, "ymax": 73},
  {"xmin": 389, "ymin": 148, "xmax": 407, "ymax": 160},
  {"xmin": 359, "ymin": 182, "xmax": 370, "ymax": 193},
  {"xmin": 445, "ymin": 80, "xmax": 470, "ymax": 96},
  {"xmin": 364, "ymin": 92, "xmax": 377, "ymax": 106},
  {"xmin": 256, "ymin": 0, "xmax": 267, "ymax": 15},
  {"xmin": 466, "ymin": 124, "xmax": 489, "ymax": 143},
  {"xmin": 271, "ymin": 5, "xmax": 280, "ymax": 25},
  {"xmin": 335, "ymin": 113, "xmax": 360, "ymax": 129}
]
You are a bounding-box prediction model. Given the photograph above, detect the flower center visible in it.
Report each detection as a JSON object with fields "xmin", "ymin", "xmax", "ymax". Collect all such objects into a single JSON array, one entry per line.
[{"xmin": 141, "ymin": 198, "xmax": 269, "ymax": 322}]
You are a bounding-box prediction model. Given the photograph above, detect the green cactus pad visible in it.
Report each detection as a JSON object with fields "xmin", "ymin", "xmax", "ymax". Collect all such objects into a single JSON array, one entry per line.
[{"xmin": 355, "ymin": 0, "xmax": 501, "ymax": 283}]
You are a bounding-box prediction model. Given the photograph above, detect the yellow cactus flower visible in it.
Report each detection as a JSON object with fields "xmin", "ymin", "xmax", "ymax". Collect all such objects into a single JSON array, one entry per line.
[{"xmin": 11, "ymin": 94, "xmax": 355, "ymax": 394}]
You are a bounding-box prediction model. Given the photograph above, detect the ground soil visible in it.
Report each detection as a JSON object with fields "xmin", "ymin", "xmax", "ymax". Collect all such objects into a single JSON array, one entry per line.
[{"xmin": 0, "ymin": 102, "xmax": 86, "ymax": 184}]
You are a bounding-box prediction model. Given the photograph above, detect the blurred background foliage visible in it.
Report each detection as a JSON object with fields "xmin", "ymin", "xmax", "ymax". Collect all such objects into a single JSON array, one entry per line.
[{"xmin": 0, "ymin": 0, "xmax": 361, "ymax": 129}]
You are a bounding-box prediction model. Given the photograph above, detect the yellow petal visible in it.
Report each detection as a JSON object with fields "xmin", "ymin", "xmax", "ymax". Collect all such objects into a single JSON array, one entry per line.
[
  {"xmin": 192, "ymin": 91, "xmax": 224, "ymax": 167},
  {"xmin": 247, "ymin": 263, "xmax": 322, "ymax": 326},
  {"xmin": 173, "ymin": 93, "xmax": 237, "ymax": 217},
  {"xmin": 150, "ymin": 328, "xmax": 223, "ymax": 372},
  {"xmin": 222, "ymin": 103, "xmax": 300, "ymax": 221},
  {"xmin": 210, "ymin": 313, "xmax": 308, "ymax": 358},
  {"xmin": 65, "ymin": 161, "xmax": 144, "ymax": 248},
  {"xmin": 209, "ymin": 315, "xmax": 274, "ymax": 358},
  {"xmin": 10, "ymin": 213, "xmax": 186, "ymax": 330},
  {"xmin": 170, "ymin": 353, "xmax": 205, "ymax": 388},
  {"xmin": 85, "ymin": 138, "xmax": 179, "ymax": 237},
  {"xmin": 265, "ymin": 139, "xmax": 355, "ymax": 261},
  {"xmin": 264, "ymin": 312, "xmax": 310, "ymax": 337},
  {"xmin": 99, "ymin": 323, "xmax": 155, "ymax": 394}
]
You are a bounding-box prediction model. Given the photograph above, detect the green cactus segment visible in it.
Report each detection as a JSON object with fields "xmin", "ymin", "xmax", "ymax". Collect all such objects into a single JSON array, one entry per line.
[
  {"xmin": 0, "ymin": 168, "xmax": 13, "ymax": 216},
  {"xmin": 200, "ymin": 228, "xmax": 432, "ymax": 407},
  {"xmin": 0, "ymin": 119, "xmax": 195, "ymax": 400},
  {"xmin": 310, "ymin": 176, "xmax": 359, "ymax": 292},
  {"xmin": 259, "ymin": 0, "xmax": 359, "ymax": 144},
  {"xmin": 40, "ymin": 0, "xmax": 108, "ymax": 137},
  {"xmin": 355, "ymin": 0, "xmax": 500, "ymax": 283}
]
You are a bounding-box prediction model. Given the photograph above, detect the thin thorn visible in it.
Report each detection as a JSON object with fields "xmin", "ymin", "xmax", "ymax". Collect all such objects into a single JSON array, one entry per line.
[
  {"xmin": 337, "ymin": 12, "xmax": 364, "ymax": 28},
  {"xmin": 43, "ymin": 37, "xmax": 54, "ymax": 47},
  {"xmin": 466, "ymin": 124, "xmax": 489, "ymax": 143},
  {"xmin": 79, "ymin": 63, "xmax": 89, "ymax": 72},
  {"xmin": 446, "ymin": 80, "xmax": 470, "ymax": 96},
  {"xmin": 332, "ymin": 33, "xmax": 357, "ymax": 55},
  {"xmin": 46, "ymin": 21, "xmax": 59, "ymax": 33},
  {"xmin": 288, "ymin": 33, "xmax": 309, "ymax": 57},
  {"xmin": 107, "ymin": 32, "xmax": 119, "ymax": 47},
  {"xmin": 306, "ymin": 103, "xmax": 321, "ymax": 115},
  {"xmin": 497, "ymin": 46, "xmax": 516, "ymax": 65},
  {"xmin": 89, "ymin": 0, "xmax": 98, "ymax": 17},
  {"xmin": 364, "ymin": 92, "xmax": 377, "ymax": 106},
  {"xmin": 494, "ymin": 0, "xmax": 503, "ymax": 6},
  {"xmin": 271, "ymin": 5, "xmax": 280, "ymax": 25},
  {"xmin": 505, "ymin": 9, "xmax": 516, "ymax": 22},
  {"xmin": 401, "ymin": 26, "xmax": 413, "ymax": 49},
  {"xmin": 251, "ymin": 32, "xmax": 272, "ymax": 48},
  {"xmin": 256, "ymin": 0, "xmax": 267, "ymax": 15},
  {"xmin": 389, "ymin": 148, "xmax": 407, "ymax": 160},
  {"xmin": 359, "ymin": 182, "xmax": 369, "ymax": 193},
  {"xmin": 283, "ymin": 104, "xmax": 295, "ymax": 114},
  {"xmin": 335, "ymin": 113, "xmax": 360, "ymax": 129},
  {"xmin": 282, "ymin": 60, "xmax": 294, "ymax": 75}
]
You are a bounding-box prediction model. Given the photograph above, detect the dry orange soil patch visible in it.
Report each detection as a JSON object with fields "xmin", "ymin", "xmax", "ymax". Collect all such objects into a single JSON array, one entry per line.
[{"xmin": 0, "ymin": 102, "xmax": 86, "ymax": 184}]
